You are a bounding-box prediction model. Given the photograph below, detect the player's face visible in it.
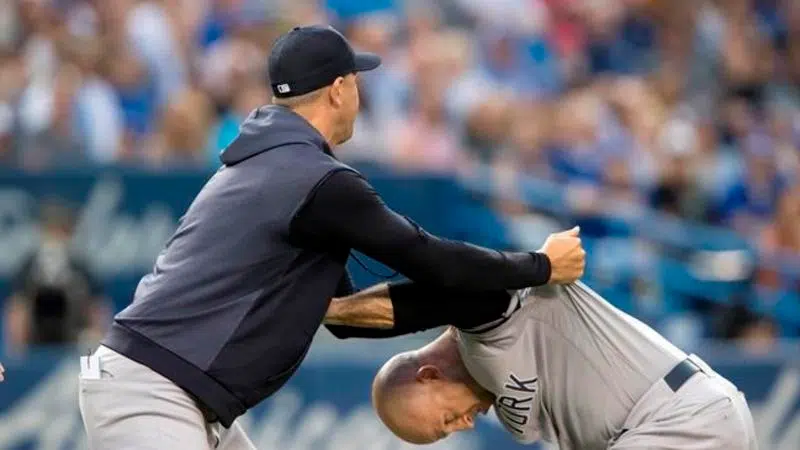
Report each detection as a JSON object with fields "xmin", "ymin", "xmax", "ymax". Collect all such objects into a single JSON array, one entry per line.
[
  {"xmin": 412, "ymin": 379, "xmax": 492, "ymax": 444},
  {"xmin": 331, "ymin": 73, "xmax": 360, "ymax": 145}
]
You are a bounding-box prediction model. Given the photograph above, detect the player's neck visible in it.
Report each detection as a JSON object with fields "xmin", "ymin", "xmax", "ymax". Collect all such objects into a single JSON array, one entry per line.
[
  {"xmin": 419, "ymin": 333, "xmax": 468, "ymax": 380},
  {"xmin": 419, "ymin": 329, "xmax": 459, "ymax": 360},
  {"xmin": 291, "ymin": 107, "xmax": 337, "ymax": 147},
  {"xmin": 418, "ymin": 334, "xmax": 494, "ymax": 402}
]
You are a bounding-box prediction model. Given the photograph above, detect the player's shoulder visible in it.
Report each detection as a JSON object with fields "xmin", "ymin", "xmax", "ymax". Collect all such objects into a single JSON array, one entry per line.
[{"xmin": 456, "ymin": 287, "xmax": 532, "ymax": 344}]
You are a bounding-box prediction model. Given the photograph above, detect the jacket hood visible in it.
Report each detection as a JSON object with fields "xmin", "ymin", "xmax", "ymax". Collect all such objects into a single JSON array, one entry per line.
[{"xmin": 220, "ymin": 105, "xmax": 330, "ymax": 165}]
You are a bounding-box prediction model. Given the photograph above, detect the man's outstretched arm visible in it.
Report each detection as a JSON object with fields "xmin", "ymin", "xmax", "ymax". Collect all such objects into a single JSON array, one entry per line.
[
  {"xmin": 324, "ymin": 281, "xmax": 513, "ymax": 339},
  {"xmin": 291, "ymin": 170, "xmax": 585, "ymax": 290}
]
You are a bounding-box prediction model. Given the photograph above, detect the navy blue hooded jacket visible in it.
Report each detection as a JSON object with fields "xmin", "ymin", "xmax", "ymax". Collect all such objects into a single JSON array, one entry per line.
[{"xmin": 102, "ymin": 105, "xmax": 550, "ymax": 427}]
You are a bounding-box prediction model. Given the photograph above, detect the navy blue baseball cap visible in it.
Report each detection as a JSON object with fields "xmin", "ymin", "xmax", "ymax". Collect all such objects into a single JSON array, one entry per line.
[{"xmin": 268, "ymin": 25, "xmax": 382, "ymax": 98}]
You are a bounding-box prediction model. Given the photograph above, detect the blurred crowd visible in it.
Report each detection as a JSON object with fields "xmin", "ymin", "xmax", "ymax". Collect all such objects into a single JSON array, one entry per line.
[{"xmin": 0, "ymin": 0, "xmax": 798, "ymax": 347}]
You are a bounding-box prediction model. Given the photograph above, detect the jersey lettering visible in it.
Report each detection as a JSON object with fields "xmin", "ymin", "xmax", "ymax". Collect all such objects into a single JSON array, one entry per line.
[
  {"xmin": 496, "ymin": 373, "xmax": 538, "ymax": 435},
  {"xmin": 505, "ymin": 374, "xmax": 538, "ymax": 393}
]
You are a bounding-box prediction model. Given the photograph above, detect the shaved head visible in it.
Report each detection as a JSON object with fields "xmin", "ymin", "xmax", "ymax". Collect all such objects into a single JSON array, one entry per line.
[
  {"xmin": 372, "ymin": 352, "xmax": 430, "ymax": 443},
  {"xmin": 371, "ymin": 332, "xmax": 494, "ymax": 444}
]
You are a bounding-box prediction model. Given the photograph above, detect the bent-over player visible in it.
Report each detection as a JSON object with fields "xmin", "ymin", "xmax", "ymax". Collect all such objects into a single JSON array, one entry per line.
[{"xmin": 324, "ymin": 282, "xmax": 758, "ymax": 449}]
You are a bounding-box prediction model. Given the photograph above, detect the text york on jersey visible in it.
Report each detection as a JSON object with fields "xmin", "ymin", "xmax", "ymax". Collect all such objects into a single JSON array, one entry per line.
[{"xmin": 496, "ymin": 373, "xmax": 538, "ymax": 435}]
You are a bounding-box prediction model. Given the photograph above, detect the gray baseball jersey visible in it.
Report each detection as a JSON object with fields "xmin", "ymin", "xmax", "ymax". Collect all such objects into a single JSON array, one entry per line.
[{"xmin": 454, "ymin": 282, "xmax": 688, "ymax": 449}]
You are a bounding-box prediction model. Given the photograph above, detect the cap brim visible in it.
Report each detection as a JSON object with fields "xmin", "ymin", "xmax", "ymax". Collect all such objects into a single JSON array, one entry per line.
[{"xmin": 353, "ymin": 52, "xmax": 382, "ymax": 72}]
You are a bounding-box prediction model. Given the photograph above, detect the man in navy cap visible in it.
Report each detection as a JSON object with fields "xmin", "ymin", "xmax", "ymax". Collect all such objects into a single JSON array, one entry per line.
[{"xmin": 77, "ymin": 25, "xmax": 585, "ymax": 449}]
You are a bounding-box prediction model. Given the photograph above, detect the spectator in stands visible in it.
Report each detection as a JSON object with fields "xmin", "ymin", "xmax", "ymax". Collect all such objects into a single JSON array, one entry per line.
[
  {"xmin": 16, "ymin": 0, "xmax": 60, "ymax": 89},
  {"xmin": 584, "ymin": 0, "xmax": 657, "ymax": 75},
  {"xmin": 144, "ymin": 87, "xmax": 214, "ymax": 169},
  {"xmin": 336, "ymin": 14, "xmax": 405, "ymax": 165},
  {"xmin": 59, "ymin": 32, "xmax": 124, "ymax": 164},
  {"xmin": 12, "ymin": 0, "xmax": 74, "ymax": 169},
  {"xmin": 489, "ymin": 103, "xmax": 555, "ymax": 215},
  {"xmin": 99, "ymin": 0, "xmax": 189, "ymax": 109},
  {"xmin": 462, "ymin": 93, "xmax": 514, "ymax": 166},
  {"xmin": 757, "ymin": 185, "xmax": 800, "ymax": 290},
  {"xmin": 692, "ymin": 117, "xmax": 743, "ymax": 213},
  {"xmin": 17, "ymin": 62, "xmax": 87, "ymax": 169},
  {"xmin": 550, "ymin": 86, "xmax": 606, "ymax": 185},
  {"xmin": 198, "ymin": 5, "xmax": 272, "ymax": 114},
  {"xmin": 715, "ymin": 303, "xmax": 779, "ymax": 355},
  {"xmin": 3, "ymin": 201, "xmax": 109, "ymax": 357},
  {"xmin": 767, "ymin": 104, "xmax": 800, "ymax": 183},
  {"xmin": 718, "ymin": 92, "xmax": 758, "ymax": 150},
  {"xmin": 718, "ymin": 133, "xmax": 787, "ymax": 234},
  {"xmin": 103, "ymin": 43, "xmax": 156, "ymax": 162},
  {"xmin": 343, "ymin": 13, "xmax": 405, "ymax": 129},
  {"xmin": 649, "ymin": 118, "xmax": 712, "ymax": 222},
  {"xmin": 207, "ymin": 79, "xmax": 270, "ymax": 166},
  {"xmin": 551, "ymin": 82, "xmax": 645, "ymax": 206},
  {"xmin": 389, "ymin": 34, "xmax": 465, "ymax": 173},
  {"xmin": 781, "ymin": 0, "xmax": 800, "ymax": 102},
  {"xmin": 605, "ymin": 76, "xmax": 663, "ymax": 188},
  {"xmin": 719, "ymin": 0, "xmax": 774, "ymax": 97},
  {"xmin": 495, "ymin": 103, "xmax": 553, "ymax": 178},
  {"xmin": 735, "ymin": 315, "xmax": 780, "ymax": 354},
  {"xmin": 0, "ymin": 47, "xmax": 26, "ymax": 165}
]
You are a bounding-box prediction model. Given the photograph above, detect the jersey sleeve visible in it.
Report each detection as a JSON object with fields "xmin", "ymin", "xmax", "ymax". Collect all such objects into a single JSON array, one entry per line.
[
  {"xmin": 457, "ymin": 287, "xmax": 530, "ymax": 338},
  {"xmin": 455, "ymin": 287, "xmax": 544, "ymax": 444}
]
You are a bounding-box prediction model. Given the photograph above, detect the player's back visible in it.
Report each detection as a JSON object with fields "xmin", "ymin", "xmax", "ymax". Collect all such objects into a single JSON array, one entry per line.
[
  {"xmin": 456, "ymin": 282, "xmax": 687, "ymax": 449},
  {"xmin": 531, "ymin": 282, "xmax": 686, "ymax": 447}
]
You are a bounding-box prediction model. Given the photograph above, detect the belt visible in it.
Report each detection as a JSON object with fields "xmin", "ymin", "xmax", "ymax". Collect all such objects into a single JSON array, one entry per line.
[
  {"xmin": 663, "ymin": 358, "xmax": 703, "ymax": 392},
  {"xmin": 617, "ymin": 358, "xmax": 705, "ymax": 440},
  {"xmin": 189, "ymin": 393, "xmax": 219, "ymax": 424}
]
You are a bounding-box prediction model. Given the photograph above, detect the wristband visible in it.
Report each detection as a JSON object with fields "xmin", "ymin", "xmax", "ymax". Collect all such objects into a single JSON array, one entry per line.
[{"xmin": 530, "ymin": 251, "xmax": 552, "ymax": 284}]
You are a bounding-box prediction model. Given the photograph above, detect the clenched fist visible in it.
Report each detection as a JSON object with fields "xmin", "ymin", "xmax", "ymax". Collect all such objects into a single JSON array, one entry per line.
[{"xmin": 539, "ymin": 226, "xmax": 586, "ymax": 284}]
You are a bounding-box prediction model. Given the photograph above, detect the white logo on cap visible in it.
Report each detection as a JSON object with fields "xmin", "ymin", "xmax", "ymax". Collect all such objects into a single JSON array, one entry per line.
[{"xmin": 277, "ymin": 84, "xmax": 291, "ymax": 94}]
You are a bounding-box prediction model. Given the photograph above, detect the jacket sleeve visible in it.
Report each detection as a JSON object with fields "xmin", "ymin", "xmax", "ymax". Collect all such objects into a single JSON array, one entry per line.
[
  {"xmin": 324, "ymin": 324, "xmax": 418, "ymax": 339},
  {"xmin": 324, "ymin": 281, "xmax": 513, "ymax": 339},
  {"xmin": 290, "ymin": 169, "xmax": 550, "ymax": 290},
  {"xmin": 335, "ymin": 270, "xmax": 356, "ymax": 297}
]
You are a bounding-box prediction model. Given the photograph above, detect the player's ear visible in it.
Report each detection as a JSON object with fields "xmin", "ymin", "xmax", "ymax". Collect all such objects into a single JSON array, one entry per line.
[
  {"xmin": 461, "ymin": 413, "xmax": 475, "ymax": 429},
  {"xmin": 329, "ymin": 77, "xmax": 344, "ymax": 108},
  {"xmin": 416, "ymin": 365, "xmax": 441, "ymax": 382}
]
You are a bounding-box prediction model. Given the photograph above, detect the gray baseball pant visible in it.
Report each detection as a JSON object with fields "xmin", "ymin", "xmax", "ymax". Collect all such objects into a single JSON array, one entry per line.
[
  {"xmin": 78, "ymin": 345, "xmax": 257, "ymax": 449},
  {"xmin": 609, "ymin": 354, "xmax": 759, "ymax": 450}
]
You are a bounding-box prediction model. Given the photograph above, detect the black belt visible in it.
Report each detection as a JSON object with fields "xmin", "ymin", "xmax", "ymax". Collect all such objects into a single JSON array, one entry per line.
[
  {"xmin": 616, "ymin": 358, "xmax": 705, "ymax": 441},
  {"xmin": 617, "ymin": 358, "xmax": 705, "ymax": 440},
  {"xmin": 189, "ymin": 393, "xmax": 219, "ymax": 424},
  {"xmin": 663, "ymin": 358, "xmax": 703, "ymax": 392}
]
